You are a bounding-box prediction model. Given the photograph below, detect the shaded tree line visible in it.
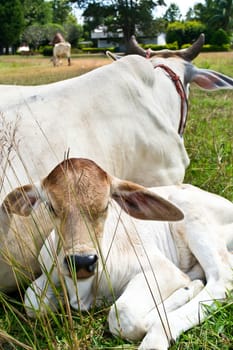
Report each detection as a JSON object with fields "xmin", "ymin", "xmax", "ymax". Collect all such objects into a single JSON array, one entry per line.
[
  {"xmin": 0, "ymin": 0, "xmax": 82, "ymax": 54},
  {"xmin": 69, "ymin": 0, "xmax": 233, "ymax": 49},
  {"xmin": 0, "ymin": 0, "xmax": 232, "ymax": 54}
]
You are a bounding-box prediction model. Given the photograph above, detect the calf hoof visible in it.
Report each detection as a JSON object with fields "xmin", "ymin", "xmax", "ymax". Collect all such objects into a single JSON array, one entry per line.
[
  {"xmin": 138, "ymin": 324, "xmax": 170, "ymax": 350},
  {"xmin": 187, "ymin": 279, "xmax": 204, "ymax": 299},
  {"xmin": 108, "ymin": 303, "xmax": 145, "ymax": 341}
]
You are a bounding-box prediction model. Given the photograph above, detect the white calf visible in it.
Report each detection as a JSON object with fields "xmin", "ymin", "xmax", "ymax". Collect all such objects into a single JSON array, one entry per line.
[{"xmin": 3, "ymin": 158, "xmax": 233, "ymax": 349}]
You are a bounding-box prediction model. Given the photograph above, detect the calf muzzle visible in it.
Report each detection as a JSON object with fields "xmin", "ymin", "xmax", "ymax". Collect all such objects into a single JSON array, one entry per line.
[{"xmin": 64, "ymin": 254, "xmax": 98, "ymax": 279}]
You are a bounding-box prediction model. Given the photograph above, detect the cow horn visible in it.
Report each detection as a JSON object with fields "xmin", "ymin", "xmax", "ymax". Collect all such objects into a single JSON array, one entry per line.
[
  {"xmin": 106, "ymin": 51, "xmax": 123, "ymax": 61},
  {"xmin": 126, "ymin": 34, "xmax": 205, "ymax": 62},
  {"xmin": 126, "ymin": 35, "xmax": 147, "ymax": 57},
  {"xmin": 179, "ymin": 33, "xmax": 205, "ymax": 61}
]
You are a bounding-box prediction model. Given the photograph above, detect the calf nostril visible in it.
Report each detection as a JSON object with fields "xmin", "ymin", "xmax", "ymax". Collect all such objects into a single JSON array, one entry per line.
[{"xmin": 64, "ymin": 254, "xmax": 98, "ymax": 273}]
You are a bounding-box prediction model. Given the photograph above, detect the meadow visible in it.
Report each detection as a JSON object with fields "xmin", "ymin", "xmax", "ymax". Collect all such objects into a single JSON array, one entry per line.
[{"xmin": 0, "ymin": 52, "xmax": 232, "ymax": 349}]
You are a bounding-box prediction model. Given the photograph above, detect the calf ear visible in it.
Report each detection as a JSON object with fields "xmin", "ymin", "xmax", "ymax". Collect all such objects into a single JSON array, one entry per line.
[
  {"xmin": 111, "ymin": 178, "xmax": 183, "ymax": 222},
  {"xmin": 191, "ymin": 68, "xmax": 233, "ymax": 90},
  {"xmin": 2, "ymin": 185, "xmax": 41, "ymax": 217}
]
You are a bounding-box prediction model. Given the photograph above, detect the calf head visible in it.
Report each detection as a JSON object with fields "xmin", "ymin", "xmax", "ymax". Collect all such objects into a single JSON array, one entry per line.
[{"xmin": 2, "ymin": 158, "xmax": 183, "ymax": 280}]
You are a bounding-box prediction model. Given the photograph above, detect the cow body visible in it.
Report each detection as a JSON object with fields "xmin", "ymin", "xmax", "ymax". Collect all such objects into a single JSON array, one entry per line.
[
  {"xmin": 53, "ymin": 42, "xmax": 71, "ymax": 66},
  {"xmin": 50, "ymin": 32, "xmax": 71, "ymax": 66},
  {"xmin": 0, "ymin": 55, "xmax": 189, "ymax": 193},
  {"xmin": 4, "ymin": 158, "xmax": 233, "ymax": 349},
  {"xmin": 1, "ymin": 35, "xmax": 233, "ymax": 292}
]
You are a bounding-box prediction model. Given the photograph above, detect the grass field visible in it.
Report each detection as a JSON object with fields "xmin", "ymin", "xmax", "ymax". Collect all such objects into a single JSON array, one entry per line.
[
  {"xmin": 0, "ymin": 55, "xmax": 110, "ymax": 85},
  {"xmin": 0, "ymin": 52, "xmax": 232, "ymax": 349}
]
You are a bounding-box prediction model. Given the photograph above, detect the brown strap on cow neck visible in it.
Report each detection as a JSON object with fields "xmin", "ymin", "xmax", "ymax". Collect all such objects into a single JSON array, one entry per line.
[{"xmin": 154, "ymin": 64, "xmax": 188, "ymax": 136}]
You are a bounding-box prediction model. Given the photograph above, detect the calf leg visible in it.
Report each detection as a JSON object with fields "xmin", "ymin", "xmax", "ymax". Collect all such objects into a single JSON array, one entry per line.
[
  {"xmin": 137, "ymin": 279, "xmax": 203, "ymax": 350},
  {"xmin": 160, "ymin": 279, "xmax": 204, "ymax": 312},
  {"xmin": 24, "ymin": 229, "xmax": 63, "ymax": 317},
  {"xmin": 24, "ymin": 273, "xmax": 60, "ymax": 318},
  {"xmin": 166, "ymin": 257, "xmax": 232, "ymax": 342},
  {"xmin": 52, "ymin": 56, "xmax": 56, "ymax": 66},
  {"xmin": 150, "ymin": 276, "xmax": 228, "ymax": 348},
  {"xmin": 108, "ymin": 267, "xmax": 202, "ymax": 348}
]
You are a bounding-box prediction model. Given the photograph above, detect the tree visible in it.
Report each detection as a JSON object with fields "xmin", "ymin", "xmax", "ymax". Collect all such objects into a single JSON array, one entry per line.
[
  {"xmin": 0, "ymin": 0, "xmax": 24, "ymax": 54},
  {"xmin": 21, "ymin": 0, "xmax": 52, "ymax": 26},
  {"xmin": 166, "ymin": 21, "xmax": 183, "ymax": 47},
  {"xmin": 209, "ymin": 28, "xmax": 230, "ymax": 45},
  {"xmin": 166, "ymin": 21, "xmax": 205, "ymax": 47},
  {"xmin": 194, "ymin": 0, "xmax": 233, "ymax": 33},
  {"xmin": 22, "ymin": 24, "xmax": 48, "ymax": 49},
  {"xmin": 211, "ymin": 0, "xmax": 233, "ymax": 32},
  {"xmin": 51, "ymin": 0, "xmax": 72, "ymax": 24},
  {"xmin": 69, "ymin": 0, "xmax": 166, "ymax": 44},
  {"xmin": 164, "ymin": 3, "xmax": 181, "ymax": 22},
  {"xmin": 21, "ymin": 0, "xmax": 73, "ymax": 26},
  {"xmin": 43, "ymin": 23, "xmax": 66, "ymax": 43},
  {"xmin": 193, "ymin": 0, "xmax": 216, "ymax": 23},
  {"xmin": 185, "ymin": 7, "xmax": 196, "ymax": 21},
  {"xmin": 64, "ymin": 15, "xmax": 83, "ymax": 46},
  {"xmin": 184, "ymin": 20, "xmax": 206, "ymax": 43}
]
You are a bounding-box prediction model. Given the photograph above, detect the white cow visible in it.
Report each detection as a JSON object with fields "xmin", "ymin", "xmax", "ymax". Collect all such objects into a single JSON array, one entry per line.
[
  {"xmin": 1, "ymin": 34, "xmax": 233, "ymax": 292},
  {"xmin": 3, "ymin": 158, "xmax": 233, "ymax": 350},
  {"xmin": 53, "ymin": 42, "xmax": 71, "ymax": 67},
  {"xmin": 51, "ymin": 32, "xmax": 71, "ymax": 66}
]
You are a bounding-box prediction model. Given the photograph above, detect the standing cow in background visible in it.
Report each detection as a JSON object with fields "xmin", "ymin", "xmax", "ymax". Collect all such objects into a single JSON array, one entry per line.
[{"xmin": 51, "ymin": 32, "xmax": 71, "ymax": 66}]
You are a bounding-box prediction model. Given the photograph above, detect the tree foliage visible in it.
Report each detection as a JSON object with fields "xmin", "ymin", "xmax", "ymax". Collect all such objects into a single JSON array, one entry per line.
[
  {"xmin": 22, "ymin": 24, "xmax": 51, "ymax": 49},
  {"xmin": 0, "ymin": 0, "xmax": 24, "ymax": 53},
  {"xmin": 164, "ymin": 3, "xmax": 181, "ymax": 22},
  {"xmin": 21, "ymin": 0, "xmax": 52, "ymax": 26},
  {"xmin": 22, "ymin": 22, "xmax": 83, "ymax": 49},
  {"xmin": 64, "ymin": 22, "xmax": 83, "ymax": 46},
  {"xmin": 52, "ymin": 0, "xmax": 72, "ymax": 24},
  {"xmin": 193, "ymin": 0, "xmax": 233, "ymax": 33},
  {"xmin": 165, "ymin": 0, "xmax": 232, "ymax": 47},
  {"xmin": 166, "ymin": 21, "xmax": 206, "ymax": 47},
  {"xmin": 20, "ymin": 0, "xmax": 82, "ymax": 50},
  {"xmin": 209, "ymin": 28, "xmax": 230, "ymax": 45}
]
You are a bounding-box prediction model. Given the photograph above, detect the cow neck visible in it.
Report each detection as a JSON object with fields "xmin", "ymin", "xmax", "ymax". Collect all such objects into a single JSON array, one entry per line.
[{"xmin": 153, "ymin": 63, "xmax": 188, "ymax": 137}]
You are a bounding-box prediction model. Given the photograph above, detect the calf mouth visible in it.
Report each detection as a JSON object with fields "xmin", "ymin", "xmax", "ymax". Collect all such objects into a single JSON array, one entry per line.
[{"xmin": 75, "ymin": 268, "xmax": 96, "ymax": 279}]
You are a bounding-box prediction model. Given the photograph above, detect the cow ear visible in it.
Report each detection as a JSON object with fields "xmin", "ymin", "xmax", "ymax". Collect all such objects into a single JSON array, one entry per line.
[
  {"xmin": 191, "ymin": 68, "xmax": 233, "ymax": 90},
  {"xmin": 2, "ymin": 185, "xmax": 41, "ymax": 217},
  {"xmin": 111, "ymin": 178, "xmax": 183, "ymax": 222}
]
